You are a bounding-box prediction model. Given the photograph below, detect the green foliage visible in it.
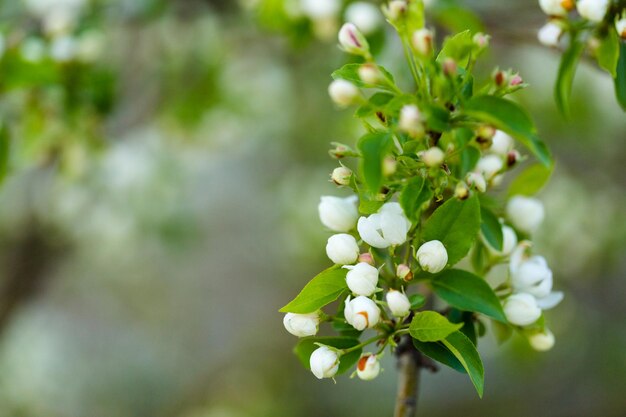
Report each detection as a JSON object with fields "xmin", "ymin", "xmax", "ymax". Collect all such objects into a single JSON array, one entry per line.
[
  {"xmin": 555, "ymin": 39, "xmax": 585, "ymax": 117},
  {"xmin": 409, "ymin": 311, "xmax": 463, "ymax": 342},
  {"xmin": 480, "ymin": 206, "xmax": 503, "ymax": 251},
  {"xmin": 279, "ymin": 267, "xmax": 347, "ymax": 314},
  {"xmin": 436, "ymin": 30, "xmax": 474, "ymax": 67},
  {"xmin": 464, "ymin": 95, "xmax": 552, "ymax": 166},
  {"xmin": 432, "ymin": 269, "xmax": 507, "ymax": 322},
  {"xmin": 357, "ymin": 131, "xmax": 393, "ymax": 193},
  {"xmin": 442, "ymin": 331, "xmax": 485, "ymax": 397},
  {"xmin": 596, "ymin": 29, "xmax": 620, "ymax": 78},
  {"xmin": 422, "ymin": 194, "xmax": 481, "ymax": 266},
  {"xmin": 615, "ymin": 42, "xmax": 626, "ymax": 111},
  {"xmin": 508, "ymin": 163, "xmax": 553, "ymax": 197},
  {"xmin": 294, "ymin": 337, "xmax": 361, "ymax": 375},
  {"xmin": 332, "ymin": 63, "xmax": 396, "ymax": 90},
  {"xmin": 399, "ymin": 176, "xmax": 432, "ymax": 222}
]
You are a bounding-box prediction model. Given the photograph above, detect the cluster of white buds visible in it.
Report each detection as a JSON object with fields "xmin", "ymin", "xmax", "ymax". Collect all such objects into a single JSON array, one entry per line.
[
  {"xmin": 357, "ymin": 203, "xmax": 411, "ymax": 248},
  {"xmin": 464, "ymin": 129, "xmax": 516, "ymax": 192},
  {"xmin": 502, "ymin": 242, "xmax": 562, "ymax": 350}
]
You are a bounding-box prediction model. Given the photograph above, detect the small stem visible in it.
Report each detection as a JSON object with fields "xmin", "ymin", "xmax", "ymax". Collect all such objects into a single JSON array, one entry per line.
[{"xmin": 342, "ymin": 335, "xmax": 384, "ymax": 355}]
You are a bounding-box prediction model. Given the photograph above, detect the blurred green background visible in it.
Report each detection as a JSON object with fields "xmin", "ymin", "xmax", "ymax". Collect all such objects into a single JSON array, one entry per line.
[{"xmin": 0, "ymin": 0, "xmax": 624, "ymax": 416}]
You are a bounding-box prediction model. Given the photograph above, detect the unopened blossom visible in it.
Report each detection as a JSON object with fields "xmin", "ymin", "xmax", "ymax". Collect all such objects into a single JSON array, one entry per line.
[
  {"xmin": 416, "ymin": 240, "xmax": 448, "ymax": 273},
  {"xmin": 343, "ymin": 262, "xmax": 379, "ymax": 296},
  {"xmin": 538, "ymin": 21, "xmax": 563, "ymax": 47},
  {"xmin": 399, "ymin": 104, "xmax": 423, "ymax": 137},
  {"xmin": 331, "ymin": 166, "xmax": 352, "ymax": 186},
  {"xmin": 300, "ymin": 0, "xmax": 341, "ymax": 19},
  {"xmin": 476, "ymin": 155, "xmax": 504, "ymax": 179},
  {"xmin": 358, "ymin": 252, "xmax": 374, "ymax": 265},
  {"xmin": 486, "ymin": 224, "xmax": 518, "ymax": 256},
  {"xmin": 338, "ymin": 22, "xmax": 370, "ymax": 56},
  {"xmin": 283, "ymin": 312, "xmax": 320, "ymax": 337},
  {"xmin": 466, "ymin": 172, "xmax": 486, "ymax": 193},
  {"xmin": 345, "ymin": 2, "xmax": 382, "ymax": 35},
  {"xmin": 356, "ymin": 354, "xmax": 381, "ymax": 380},
  {"xmin": 319, "ymin": 195, "xmax": 358, "ymax": 232},
  {"xmin": 357, "ymin": 203, "xmax": 411, "ymax": 248},
  {"xmin": 490, "ymin": 130, "xmax": 514, "ymax": 156},
  {"xmin": 383, "ymin": 1, "xmax": 408, "ymax": 23},
  {"xmin": 507, "ymin": 196, "xmax": 545, "ymax": 234},
  {"xmin": 326, "ymin": 233, "xmax": 360, "ymax": 265},
  {"xmin": 454, "ymin": 182, "xmax": 470, "ymax": 199},
  {"xmin": 419, "ymin": 147, "xmax": 445, "ymax": 167},
  {"xmin": 577, "ymin": 0, "xmax": 609, "ymax": 22},
  {"xmin": 344, "ymin": 295, "xmax": 381, "ymax": 330},
  {"xmin": 538, "ymin": 0, "xmax": 573, "ymax": 17},
  {"xmin": 396, "ymin": 263, "xmax": 412, "ymax": 281},
  {"xmin": 359, "ymin": 64, "xmax": 382, "ymax": 84},
  {"xmin": 411, "ymin": 28, "xmax": 434, "ymax": 56},
  {"xmin": 510, "ymin": 243, "xmax": 564, "ymax": 309},
  {"xmin": 616, "ymin": 15, "xmax": 626, "ymax": 39},
  {"xmin": 328, "ymin": 79, "xmax": 360, "ymax": 106},
  {"xmin": 386, "ymin": 290, "xmax": 411, "ymax": 317},
  {"xmin": 473, "ymin": 32, "xmax": 490, "ymax": 48},
  {"xmin": 528, "ymin": 329, "xmax": 555, "ymax": 351},
  {"xmin": 503, "ymin": 293, "xmax": 542, "ymax": 326},
  {"xmin": 310, "ymin": 346, "xmax": 340, "ymax": 379}
]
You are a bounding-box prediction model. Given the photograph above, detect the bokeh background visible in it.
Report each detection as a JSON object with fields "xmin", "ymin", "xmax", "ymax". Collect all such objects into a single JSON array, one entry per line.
[{"xmin": 0, "ymin": 0, "xmax": 624, "ymax": 416}]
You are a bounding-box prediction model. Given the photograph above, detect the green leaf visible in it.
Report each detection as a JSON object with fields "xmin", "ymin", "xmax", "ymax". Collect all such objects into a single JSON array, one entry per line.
[
  {"xmin": 399, "ymin": 176, "xmax": 433, "ymax": 222},
  {"xmin": 355, "ymin": 92, "xmax": 395, "ymax": 118},
  {"xmin": 409, "ymin": 293, "xmax": 426, "ymax": 309},
  {"xmin": 615, "ymin": 42, "xmax": 626, "ymax": 111},
  {"xmin": 294, "ymin": 336, "xmax": 361, "ymax": 376},
  {"xmin": 442, "ymin": 331, "xmax": 485, "ymax": 397},
  {"xmin": 431, "ymin": 5, "xmax": 484, "ymax": 35},
  {"xmin": 332, "ymin": 63, "xmax": 396, "ymax": 89},
  {"xmin": 432, "ymin": 269, "xmax": 507, "ymax": 322},
  {"xmin": 409, "ymin": 311, "xmax": 463, "ymax": 342},
  {"xmin": 480, "ymin": 206, "xmax": 503, "ymax": 251},
  {"xmin": 357, "ymin": 131, "xmax": 393, "ymax": 192},
  {"xmin": 436, "ymin": 30, "xmax": 473, "ymax": 67},
  {"xmin": 555, "ymin": 39, "xmax": 584, "ymax": 117},
  {"xmin": 279, "ymin": 266, "xmax": 347, "ymax": 313},
  {"xmin": 507, "ymin": 163, "xmax": 553, "ymax": 197},
  {"xmin": 422, "ymin": 194, "xmax": 481, "ymax": 266},
  {"xmin": 596, "ymin": 28, "xmax": 619, "ymax": 77},
  {"xmin": 422, "ymin": 103, "xmax": 451, "ymax": 132},
  {"xmin": 413, "ymin": 338, "xmax": 466, "ymax": 373},
  {"xmin": 464, "ymin": 95, "xmax": 552, "ymax": 167},
  {"xmin": 491, "ymin": 319, "xmax": 513, "ymax": 345}
]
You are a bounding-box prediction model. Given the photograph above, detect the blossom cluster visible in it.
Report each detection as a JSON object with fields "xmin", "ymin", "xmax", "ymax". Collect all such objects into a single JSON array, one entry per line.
[{"xmin": 280, "ymin": 0, "xmax": 563, "ymax": 393}]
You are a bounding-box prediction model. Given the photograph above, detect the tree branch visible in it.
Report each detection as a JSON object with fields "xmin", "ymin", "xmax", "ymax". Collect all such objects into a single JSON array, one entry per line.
[{"xmin": 394, "ymin": 336, "xmax": 421, "ymax": 417}]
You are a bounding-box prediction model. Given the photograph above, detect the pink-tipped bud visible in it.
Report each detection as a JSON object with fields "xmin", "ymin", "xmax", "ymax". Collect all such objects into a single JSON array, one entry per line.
[
  {"xmin": 472, "ymin": 32, "xmax": 490, "ymax": 48},
  {"xmin": 509, "ymin": 74, "xmax": 523, "ymax": 86},
  {"xmin": 331, "ymin": 166, "xmax": 352, "ymax": 186},
  {"xmin": 358, "ymin": 63, "xmax": 382, "ymax": 84},
  {"xmin": 396, "ymin": 264, "xmax": 413, "ymax": 281},
  {"xmin": 358, "ymin": 252, "xmax": 375, "ymax": 265},
  {"xmin": 442, "ymin": 58, "xmax": 457, "ymax": 77},
  {"xmin": 411, "ymin": 28, "xmax": 433, "ymax": 56},
  {"xmin": 338, "ymin": 22, "xmax": 370, "ymax": 56}
]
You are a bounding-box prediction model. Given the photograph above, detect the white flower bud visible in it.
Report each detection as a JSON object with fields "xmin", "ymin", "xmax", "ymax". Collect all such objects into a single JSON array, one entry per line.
[
  {"xmin": 344, "ymin": 295, "xmax": 381, "ymax": 330},
  {"xmin": 617, "ymin": 15, "xmax": 626, "ymax": 39},
  {"xmin": 538, "ymin": 0, "xmax": 572, "ymax": 17},
  {"xmin": 538, "ymin": 21, "xmax": 564, "ymax": 47},
  {"xmin": 338, "ymin": 22, "xmax": 370, "ymax": 56},
  {"xmin": 50, "ymin": 35, "xmax": 77, "ymax": 62},
  {"xmin": 326, "ymin": 233, "xmax": 360, "ymax": 265},
  {"xmin": 490, "ymin": 130, "xmax": 514, "ymax": 156},
  {"xmin": 357, "ymin": 203, "xmax": 411, "ymax": 248},
  {"xmin": 419, "ymin": 147, "xmax": 445, "ymax": 167},
  {"xmin": 454, "ymin": 182, "xmax": 470, "ymax": 199},
  {"xmin": 283, "ymin": 312, "xmax": 320, "ymax": 337},
  {"xmin": 384, "ymin": 1, "xmax": 408, "ymax": 23},
  {"xmin": 301, "ymin": 0, "xmax": 341, "ymax": 19},
  {"xmin": 331, "ymin": 166, "xmax": 352, "ymax": 186},
  {"xmin": 416, "ymin": 240, "xmax": 448, "ymax": 273},
  {"xmin": 486, "ymin": 224, "xmax": 518, "ymax": 256},
  {"xmin": 466, "ymin": 172, "xmax": 486, "ymax": 193},
  {"xmin": 528, "ymin": 329, "xmax": 555, "ymax": 351},
  {"xmin": 396, "ymin": 263, "xmax": 412, "ymax": 281},
  {"xmin": 386, "ymin": 290, "xmax": 411, "ymax": 317},
  {"xmin": 343, "ymin": 262, "xmax": 379, "ymax": 296},
  {"xmin": 318, "ymin": 195, "xmax": 359, "ymax": 232},
  {"xmin": 510, "ymin": 254, "xmax": 553, "ymax": 298},
  {"xmin": 576, "ymin": 0, "xmax": 609, "ymax": 22},
  {"xmin": 503, "ymin": 293, "xmax": 542, "ymax": 326},
  {"xmin": 358, "ymin": 252, "xmax": 375, "ymax": 265},
  {"xmin": 345, "ymin": 2, "xmax": 382, "ymax": 35},
  {"xmin": 399, "ymin": 105, "xmax": 424, "ymax": 137},
  {"xmin": 328, "ymin": 79, "xmax": 360, "ymax": 107},
  {"xmin": 411, "ymin": 28, "xmax": 434, "ymax": 56},
  {"xmin": 358, "ymin": 64, "xmax": 382, "ymax": 84},
  {"xmin": 356, "ymin": 354, "xmax": 381, "ymax": 380},
  {"xmin": 507, "ymin": 195, "xmax": 545, "ymax": 234},
  {"xmin": 310, "ymin": 346, "xmax": 340, "ymax": 379},
  {"xmin": 473, "ymin": 32, "xmax": 490, "ymax": 48},
  {"xmin": 476, "ymin": 155, "xmax": 504, "ymax": 179}
]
